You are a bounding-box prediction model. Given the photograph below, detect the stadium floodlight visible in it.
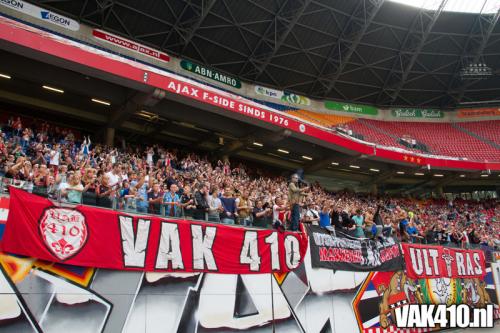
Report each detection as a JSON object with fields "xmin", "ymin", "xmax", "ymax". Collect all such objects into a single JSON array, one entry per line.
[
  {"xmin": 434, "ymin": 174, "xmax": 444, "ymax": 177},
  {"xmin": 414, "ymin": 172, "xmax": 425, "ymax": 176},
  {"xmin": 459, "ymin": 174, "xmax": 466, "ymax": 178},
  {"xmin": 396, "ymin": 171, "xmax": 405, "ymax": 175},
  {"xmin": 460, "ymin": 62, "xmax": 493, "ymax": 80},
  {"xmin": 349, "ymin": 165, "xmax": 360, "ymax": 169},
  {"xmin": 331, "ymin": 162, "xmax": 339, "ymax": 166},
  {"xmin": 369, "ymin": 168, "xmax": 380, "ymax": 172},
  {"xmin": 302, "ymin": 155, "xmax": 313, "ymax": 160},
  {"xmin": 136, "ymin": 110, "xmax": 160, "ymax": 121},
  {"xmin": 252, "ymin": 142, "xmax": 263, "ymax": 147},
  {"xmin": 91, "ymin": 98, "xmax": 111, "ymax": 106},
  {"xmin": 480, "ymin": 174, "xmax": 489, "ymax": 177},
  {"xmin": 277, "ymin": 149, "xmax": 289, "ymax": 154},
  {"xmin": 0, "ymin": 73, "xmax": 11, "ymax": 79},
  {"xmin": 42, "ymin": 85, "xmax": 64, "ymax": 93}
]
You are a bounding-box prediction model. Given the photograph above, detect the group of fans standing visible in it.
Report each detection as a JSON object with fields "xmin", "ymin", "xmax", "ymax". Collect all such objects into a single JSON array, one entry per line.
[{"xmin": 0, "ymin": 114, "xmax": 498, "ymax": 250}]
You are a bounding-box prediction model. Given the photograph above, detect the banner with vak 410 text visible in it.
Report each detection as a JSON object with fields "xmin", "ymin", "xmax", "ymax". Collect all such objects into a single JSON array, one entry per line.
[
  {"xmin": 307, "ymin": 225, "xmax": 404, "ymax": 271},
  {"xmin": 1, "ymin": 188, "xmax": 308, "ymax": 274},
  {"xmin": 402, "ymin": 243, "xmax": 486, "ymax": 280}
]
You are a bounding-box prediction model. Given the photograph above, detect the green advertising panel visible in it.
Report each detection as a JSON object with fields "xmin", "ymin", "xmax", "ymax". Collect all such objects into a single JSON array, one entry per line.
[
  {"xmin": 391, "ymin": 108, "xmax": 443, "ymax": 118},
  {"xmin": 180, "ymin": 60, "xmax": 241, "ymax": 89},
  {"xmin": 324, "ymin": 101, "xmax": 378, "ymax": 115}
]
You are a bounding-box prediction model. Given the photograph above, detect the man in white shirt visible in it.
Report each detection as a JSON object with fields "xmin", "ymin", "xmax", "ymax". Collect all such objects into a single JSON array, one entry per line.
[
  {"xmin": 49, "ymin": 143, "xmax": 60, "ymax": 172},
  {"xmin": 304, "ymin": 203, "xmax": 320, "ymax": 226},
  {"xmin": 105, "ymin": 163, "xmax": 122, "ymax": 188}
]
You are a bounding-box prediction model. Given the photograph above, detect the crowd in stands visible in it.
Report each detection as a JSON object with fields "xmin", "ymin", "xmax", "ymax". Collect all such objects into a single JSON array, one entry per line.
[{"xmin": 0, "ymin": 114, "xmax": 498, "ymax": 249}]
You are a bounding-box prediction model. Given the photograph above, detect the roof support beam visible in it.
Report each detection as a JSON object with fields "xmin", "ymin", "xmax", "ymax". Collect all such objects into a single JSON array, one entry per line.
[
  {"xmin": 108, "ymin": 89, "xmax": 166, "ymax": 128},
  {"xmin": 367, "ymin": 169, "xmax": 394, "ymax": 185},
  {"xmin": 79, "ymin": 0, "xmax": 113, "ymax": 23},
  {"xmin": 304, "ymin": 157, "xmax": 336, "ymax": 173},
  {"xmin": 180, "ymin": 0, "xmax": 217, "ymax": 54},
  {"xmin": 313, "ymin": 0, "xmax": 385, "ymax": 98},
  {"xmin": 220, "ymin": 129, "xmax": 291, "ymax": 156},
  {"xmin": 404, "ymin": 173, "xmax": 459, "ymax": 195},
  {"xmin": 376, "ymin": 0, "xmax": 448, "ymax": 105},
  {"xmin": 238, "ymin": 0, "xmax": 312, "ymax": 80},
  {"xmin": 159, "ymin": 2, "xmax": 197, "ymax": 51},
  {"xmin": 442, "ymin": 3, "xmax": 500, "ymax": 107}
]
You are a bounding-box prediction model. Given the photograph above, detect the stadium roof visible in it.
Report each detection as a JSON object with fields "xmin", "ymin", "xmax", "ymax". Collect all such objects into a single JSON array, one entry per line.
[{"xmin": 22, "ymin": 0, "xmax": 500, "ymax": 108}]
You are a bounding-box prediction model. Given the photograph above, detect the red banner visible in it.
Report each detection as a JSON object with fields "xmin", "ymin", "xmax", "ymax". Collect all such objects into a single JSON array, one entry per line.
[
  {"xmin": 457, "ymin": 108, "xmax": 500, "ymax": 118},
  {"xmin": 1, "ymin": 188, "xmax": 307, "ymax": 274},
  {"xmin": 401, "ymin": 243, "xmax": 486, "ymax": 280},
  {"xmin": 92, "ymin": 29, "xmax": 170, "ymax": 62}
]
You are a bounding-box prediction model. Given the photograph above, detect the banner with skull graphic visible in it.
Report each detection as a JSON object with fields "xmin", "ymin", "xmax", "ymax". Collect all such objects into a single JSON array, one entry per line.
[{"xmin": 307, "ymin": 225, "xmax": 404, "ymax": 271}]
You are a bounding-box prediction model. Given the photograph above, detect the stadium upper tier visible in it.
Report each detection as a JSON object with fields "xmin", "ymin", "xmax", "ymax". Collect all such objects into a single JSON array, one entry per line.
[
  {"xmin": 0, "ymin": 11, "xmax": 498, "ymax": 169},
  {"xmin": 285, "ymin": 109, "xmax": 499, "ymax": 162}
]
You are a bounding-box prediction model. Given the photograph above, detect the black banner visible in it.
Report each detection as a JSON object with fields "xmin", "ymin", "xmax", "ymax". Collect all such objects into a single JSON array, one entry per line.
[{"xmin": 307, "ymin": 225, "xmax": 404, "ymax": 271}]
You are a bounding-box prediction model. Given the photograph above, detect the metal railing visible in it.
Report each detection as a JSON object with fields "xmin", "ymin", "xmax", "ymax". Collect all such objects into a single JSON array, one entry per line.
[
  {"xmin": 0, "ymin": 175, "xmax": 256, "ymax": 228},
  {"xmin": 0, "ymin": 175, "xmax": 497, "ymax": 257}
]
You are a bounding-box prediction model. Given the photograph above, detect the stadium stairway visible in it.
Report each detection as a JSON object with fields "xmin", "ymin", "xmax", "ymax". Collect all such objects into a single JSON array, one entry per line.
[
  {"xmin": 349, "ymin": 119, "xmax": 414, "ymax": 151},
  {"xmin": 359, "ymin": 119, "xmax": 499, "ymax": 161},
  {"xmin": 452, "ymin": 122, "xmax": 500, "ymax": 149}
]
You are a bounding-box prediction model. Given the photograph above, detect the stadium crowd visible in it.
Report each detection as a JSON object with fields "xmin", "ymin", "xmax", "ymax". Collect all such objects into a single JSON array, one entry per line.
[{"xmin": 0, "ymin": 114, "xmax": 498, "ymax": 249}]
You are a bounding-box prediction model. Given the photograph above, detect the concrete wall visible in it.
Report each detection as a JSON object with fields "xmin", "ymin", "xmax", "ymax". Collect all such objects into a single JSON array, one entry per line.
[{"xmin": 1, "ymin": 248, "xmax": 498, "ymax": 333}]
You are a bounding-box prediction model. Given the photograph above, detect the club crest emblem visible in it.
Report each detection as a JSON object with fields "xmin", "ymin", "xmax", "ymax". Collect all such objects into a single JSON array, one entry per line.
[{"xmin": 39, "ymin": 208, "xmax": 88, "ymax": 261}]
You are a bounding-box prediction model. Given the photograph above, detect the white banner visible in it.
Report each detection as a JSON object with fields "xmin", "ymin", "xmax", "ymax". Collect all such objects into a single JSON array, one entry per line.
[
  {"xmin": 255, "ymin": 85, "xmax": 311, "ymax": 106},
  {"xmin": 0, "ymin": 0, "xmax": 80, "ymax": 31}
]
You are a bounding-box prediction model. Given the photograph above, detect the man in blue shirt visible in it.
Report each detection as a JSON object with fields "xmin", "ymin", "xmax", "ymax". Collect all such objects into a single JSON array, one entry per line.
[
  {"xmin": 164, "ymin": 184, "xmax": 181, "ymax": 217},
  {"xmin": 319, "ymin": 205, "xmax": 331, "ymax": 228},
  {"xmin": 406, "ymin": 220, "xmax": 423, "ymax": 243},
  {"xmin": 130, "ymin": 172, "xmax": 148, "ymax": 214},
  {"xmin": 399, "ymin": 211, "xmax": 410, "ymax": 242}
]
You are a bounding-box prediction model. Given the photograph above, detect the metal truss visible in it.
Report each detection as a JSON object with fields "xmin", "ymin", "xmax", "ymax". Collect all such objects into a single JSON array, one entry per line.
[
  {"xmin": 179, "ymin": 0, "xmax": 217, "ymax": 54},
  {"xmin": 32, "ymin": 0, "xmax": 500, "ymax": 108},
  {"xmin": 376, "ymin": 0, "xmax": 448, "ymax": 105},
  {"xmin": 307, "ymin": 0, "xmax": 385, "ymax": 98},
  {"xmin": 235, "ymin": 0, "xmax": 313, "ymax": 82},
  {"xmin": 442, "ymin": 4, "xmax": 500, "ymax": 107}
]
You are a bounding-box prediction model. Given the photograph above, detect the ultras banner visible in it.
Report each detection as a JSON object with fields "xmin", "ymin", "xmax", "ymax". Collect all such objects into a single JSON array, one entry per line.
[
  {"xmin": 1, "ymin": 188, "xmax": 308, "ymax": 274},
  {"xmin": 402, "ymin": 243, "xmax": 486, "ymax": 279},
  {"xmin": 307, "ymin": 225, "xmax": 404, "ymax": 271}
]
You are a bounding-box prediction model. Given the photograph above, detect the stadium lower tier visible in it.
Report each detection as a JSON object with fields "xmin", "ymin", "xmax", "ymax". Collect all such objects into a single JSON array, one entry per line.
[
  {"xmin": 0, "ymin": 191, "xmax": 498, "ymax": 333},
  {"xmin": 286, "ymin": 110, "xmax": 499, "ymax": 162}
]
